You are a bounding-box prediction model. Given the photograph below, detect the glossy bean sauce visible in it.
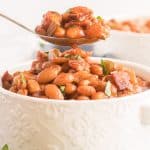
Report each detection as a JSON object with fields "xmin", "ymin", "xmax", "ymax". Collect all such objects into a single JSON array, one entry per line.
[{"xmin": 2, "ymin": 48, "xmax": 150, "ymax": 100}]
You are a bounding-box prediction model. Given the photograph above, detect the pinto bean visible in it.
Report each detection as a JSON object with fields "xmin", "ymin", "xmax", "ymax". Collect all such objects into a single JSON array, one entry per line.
[
  {"xmin": 90, "ymin": 64, "xmax": 103, "ymax": 76},
  {"xmin": 54, "ymin": 26, "xmax": 66, "ymax": 37},
  {"xmin": 85, "ymin": 23, "xmax": 102, "ymax": 39},
  {"xmin": 74, "ymin": 71, "xmax": 91, "ymax": 83},
  {"xmin": 37, "ymin": 65, "xmax": 61, "ymax": 84},
  {"xmin": 45, "ymin": 84, "xmax": 64, "ymax": 100},
  {"xmin": 78, "ymin": 80, "xmax": 90, "ymax": 86},
  {"xmin": 65, "ymin": 83, "xmax": 77, "ymax": 94},
  {"xmin": 51, "ymin": 57, "xmax": 69, "ymax": 64},
  {"xmin": 91, "ymin": 92, "xmax": 106, "ymax": 100},
  {"xmin": 27, "ymin": 80, "xmax": 41, "ymax": 94},
  {"xmin": 23, "ymin": 71, "xmax": 36, "ymax": 80},
  {"xmin": 77, "ymin": 85, "xmax": 96, "ymax": 96},
  {"xmin": 88, "ymin": 75, "xmax": 99, "ymax": 87},
  {"xmin": 42, "ymin": 61, "xmax": 52, "ymax": 69},
  {"xmin": 54, "ymin": 73, "xmax": 74, "ymax": 85},
  {"xmin": 66, "ymin": 26, "xmax": 85, "ymax": 39},
  {"xmin": 96, "ymin": 81, "xmax": 106, "ymax": 91}
]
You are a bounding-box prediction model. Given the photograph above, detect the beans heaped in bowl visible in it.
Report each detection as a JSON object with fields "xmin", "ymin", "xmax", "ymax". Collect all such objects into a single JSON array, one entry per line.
[
  {"xmin": 107, "ymin": 18, "xmax": 150, "ymax": 33},
  {"xmin": 2, "ymin": 48, "xmax": 150, "ymax": 100},
  {"xmin": 35, "ymin": 6, "xmax": 109, "ymax": 39}
]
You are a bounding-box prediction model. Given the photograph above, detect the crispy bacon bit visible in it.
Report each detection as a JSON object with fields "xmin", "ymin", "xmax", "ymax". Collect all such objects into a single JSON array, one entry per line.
[
  {"xmin": 42, "ymin": 11, "xmax": 62, "ymax": 30},
  {"xmin": 63, "ymin": 6, "xmax": 93, "ymax": 22},
  {"xmin": 2, "ymin": 71, "xmax": 13, "ymax": 89},
  {"xmin": 69, "ymin": 6, "xmax": 93, "ymax": 16},
  {"xmin": 31, "ymin": 61, "xmax": 43, "ymax": 74},
  {"xmin": 37, "ymin": 51, "xmax": 48, "ymax": 62},
  {"xmin": 69, "ymin": 59, "xmax": 89, "ymax": 71},
  {"xmin": 35, "ymin": 25, "xmax": 47, "ymax": 36},
  {"xmin": 111, "ymin": 71, "xmax": 132, "ymax": 91},
  {"xmin": 62, "ymin": 47, "xmax": 92, "ymax": 58}
]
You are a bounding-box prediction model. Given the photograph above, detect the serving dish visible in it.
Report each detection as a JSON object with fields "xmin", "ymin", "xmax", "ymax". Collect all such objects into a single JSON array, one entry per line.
[
  {"xmin": 0, "ymin": 57, "xmax": 150, "ymax": 150},
  {"xmin": 93, "ymin": 15, "xmax": 150, "ymax": 66}
]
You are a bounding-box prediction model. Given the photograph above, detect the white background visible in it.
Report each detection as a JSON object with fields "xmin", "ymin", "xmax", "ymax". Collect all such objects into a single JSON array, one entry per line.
[{"xmin": 0, "ymin": 0, "xmax": 150, "ymax": 69}]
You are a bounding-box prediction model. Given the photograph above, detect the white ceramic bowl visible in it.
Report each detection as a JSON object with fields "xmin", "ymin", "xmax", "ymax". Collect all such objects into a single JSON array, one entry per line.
[
  {"xmin": 93, "ymin": 16, "xmax": 150, "ymax": 66},
  {"xmin": 0, "ymin": 58, "xmax": 150, "ymax": 150}
]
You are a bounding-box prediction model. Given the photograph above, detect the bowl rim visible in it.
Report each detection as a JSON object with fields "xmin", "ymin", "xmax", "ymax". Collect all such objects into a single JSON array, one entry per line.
[{"xmin": 0, "ymin": 57, "xmax": 150, "ymax": 104}]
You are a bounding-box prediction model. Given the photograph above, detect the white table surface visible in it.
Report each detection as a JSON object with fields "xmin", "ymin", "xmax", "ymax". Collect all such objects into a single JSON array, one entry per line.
[{"xmin": 0, "ymin": 0, "xmax": 150, "ymax": 70}]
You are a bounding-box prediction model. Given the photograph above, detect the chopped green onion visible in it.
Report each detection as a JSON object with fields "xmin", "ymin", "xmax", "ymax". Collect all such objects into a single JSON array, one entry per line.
[
  {"xmin": 60, "ymin": 86, "xmax": 65, "ymax": 94},
  {"xmin": 100, "ymin": 59, "xmax": 109, "ymax": 75},
  {"xmin": 100, "ymin": 59, "xmax": 114, "ymax": 75},
  {"xmin": 97, "ymin": 16, "xmax": 103, "ymax": 21},
  {"xmin": 53, "ymin": 49, "xmax": 61, "ymax": 57},
  {"xmin": 74, "ymin": 55, "xmax": 82, "ymax": 60},
  {"xmin": 64, "ymin": 54, "xmax": 71, "ymax": 58},
  {"xmin": 64, "ymin": 54, "xmax": 82, "ymax": 60},
  {"xmin": 20, "ymin": 73, "xmax": 26, "ymax": 85},
  {"xmin": 1, "ymin": 144, "xmax": 9, "ymax": 150},
  {"xmin": 105, "ymin": 81, "xmax": 112, "ymax": 97}
]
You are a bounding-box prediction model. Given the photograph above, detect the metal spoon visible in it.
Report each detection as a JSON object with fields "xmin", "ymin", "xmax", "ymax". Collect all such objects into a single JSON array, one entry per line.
[{"xmin": 0, "ymin": 12, "xmax": 101, "ymax": 46}]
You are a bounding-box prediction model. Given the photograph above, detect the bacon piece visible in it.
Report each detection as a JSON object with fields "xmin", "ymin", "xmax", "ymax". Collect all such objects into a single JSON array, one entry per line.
[
  {"xmin": 62, "ymin": 47, "xmax": 92, "ymax": 58},
  {"xmin": 2, "ymin": 71, "xmax": 13, "ymax": 89},
  {"xmin": 35, "ymin": 25, "xmax": 47, "ymax": 36},
  {"xmin": 42, "ymin": 11, "xmax": 62, "ymax": 30},
  {"xmin": 111, "ymin": 71, "xmax": 131, "ymax": 91},
  {"xmin": 69, "ymin": 59, "xmax": 90, "ymax": 71},
  {"xmin": 62, "ymin": 6, "xmax": 93, "ymax": 22},
  {"xmin": 37, "ymin": 51, "xmax": 48, "ymax": 61}
]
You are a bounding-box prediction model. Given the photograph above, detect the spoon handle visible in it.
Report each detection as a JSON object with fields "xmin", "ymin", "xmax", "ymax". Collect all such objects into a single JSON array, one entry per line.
[
  {"xmin": 0, "ymin": 12, "xmax": 34, "ymax": 33},
  {"xmin": 0, "ymin": 12, "xmax": 51, "ymax": 40}
]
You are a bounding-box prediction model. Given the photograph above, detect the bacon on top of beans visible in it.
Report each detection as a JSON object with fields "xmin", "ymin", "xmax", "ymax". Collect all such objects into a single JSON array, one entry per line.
[
  {"xmin": 107, "ymin": 18, "xmax": 150, "ymax": 33},
  {"xmin": 2, "ymin": 48, "xmax": 150, "ymax": 100},
  {"xmin": 35, "ymin": 6, "xmax": 109, "ymax": 39}
]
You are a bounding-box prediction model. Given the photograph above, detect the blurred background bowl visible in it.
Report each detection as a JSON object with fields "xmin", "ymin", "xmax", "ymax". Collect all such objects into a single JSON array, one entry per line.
[{"xmin": 93, "ymin": 15, "xmax": 150, "ymax": 66}]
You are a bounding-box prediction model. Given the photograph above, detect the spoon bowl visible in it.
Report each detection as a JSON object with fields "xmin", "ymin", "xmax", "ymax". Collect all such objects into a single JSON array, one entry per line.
[
  {"xmin": 40, "ymin": 35, "xmax": 100, "ymax": 46},
  {"xmin": 0, "ymin": 12, "xmax": 102, "ymax": 46},
  {"xmin": 0, "ymin": 13, "xmax": 108, "ymax": 46}
]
